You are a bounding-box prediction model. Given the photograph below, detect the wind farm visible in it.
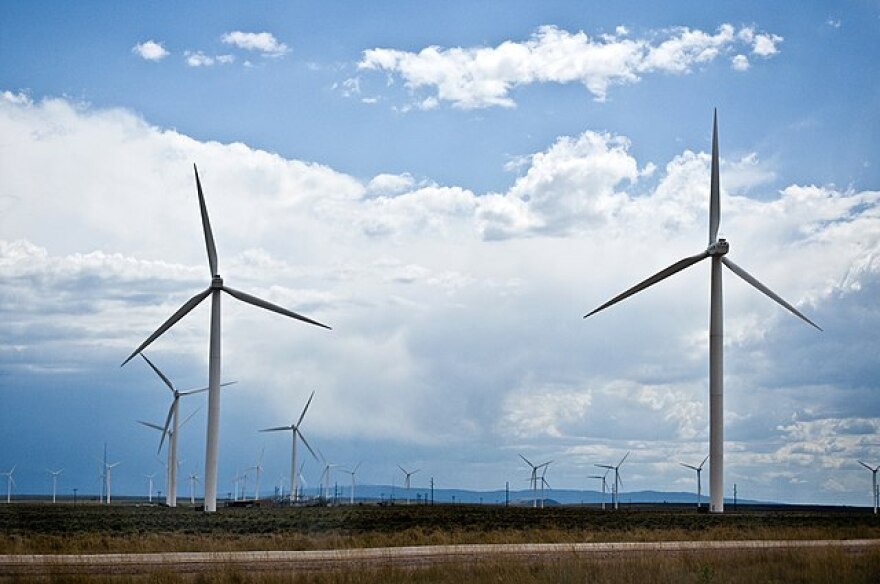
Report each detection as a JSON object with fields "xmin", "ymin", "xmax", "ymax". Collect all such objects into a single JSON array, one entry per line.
[{"xmin": 2, "ymin": 3, "xmax": 880, "ymax": 580}]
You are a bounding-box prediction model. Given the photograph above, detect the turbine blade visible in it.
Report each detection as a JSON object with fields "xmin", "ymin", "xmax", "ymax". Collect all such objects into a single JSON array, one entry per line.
[
  {"xmin": 194, "ymin": 164, "xmax": 218, "ymax": 278},
  {"xmin": 859, "ymin": 461, "xmax": 873, "ymax": 471},
  {"xmin": 595, "ymin": 464, "xmax": 614, "ymax": 470},
  {"xmin": 179, "ymin": 408, "xmax": 200, "ymax": 428},
  {"xmin": 137, "ymin": 420, "xmax": 165, "ymax": 432},
  {"xmin": 699, "ymin": 455, "xmax": 709, "ymax": 470},
  {"xmin": 297, "ymin": 390, "xmax": 315, "ymax": 428},
  {"xmin": 519, "ymin": 454, "xmax": 534, "ymax": 467},
  {"xmin": 179, "ymin": 381, "xmax": 236, "ymax": 396},
  {"xmin": 222, "ymin": 286, "xmax": 331, "ymax": 330},
  {"xmin": 298, "ymin": 431, "xmax": 319, "ymax": 461},
  {"xmin": 141, "ymin": 354, "xmax": 175, "ymax": 393},
  {"xmin": 721, "ymin": 257, "xmax": 822, "ymax": 331},
  {"xmin": 584, "ymin": 252, "xmax": 709, "ymax": 318},
  {"xmin": 397, "ymin": 464, "xmax": 407, "ymax": 474},
  {"xmin": 353, "ymin": 462, "xmax": 362, "ymax": 474},
  {"xmin": 121, "ymin": 288, "xmax": 212, "ymax": 366},
  {"xmin": 618, "ymin": 451, "xmax": 630, "ymax": 467},
  {"xmin": 158, "ymin": 401, "xmax": 175, "ymax": 454},
  {"xmin": 709, "ymin": 109, "xmax": 720, "ymax": 244},
  {"xmin": 680, "ymin": 463, "xmax": 698, "ymax": 471},
  {"xmin": 259, "ymin": 425, "xmax": 294, "ymax": 433}
]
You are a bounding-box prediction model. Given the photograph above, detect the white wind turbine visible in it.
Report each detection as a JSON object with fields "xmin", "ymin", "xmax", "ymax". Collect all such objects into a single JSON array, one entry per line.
[
  {"xmin": 583, "ymin": 112, "xmax": 821, "ymax": 513},
  {"xmin": 342, "ymin": 463, "xmax": 362, "ymax": 505},
  {"xmin": 519, "ymin": 455, "xmax": 550, "ymax": 508},
  {"xmin": 589, "ymin": 471, "xmax": 608, "ymax": 510},
  {"xmin": 538, "ymin": 465, "xmax": 551, "ymax": 508},
  {"xmin": 122, "ymin": 165, "xmax": 331, "ymax": 513},
  {"xmin": 2, "ymin": 466, "xmax": 15, "ymax": 503},
  {"xmin": 318, "ymin": 451, "xmax": 337, "ymax": 503},
  {"xmin": 397, "ymin": 465, "xmax": 420, "ymax": 505},
  {"xmin": 103, "ymin": 460, "xmax": 121, "ymax": 505},
  {"xmin": 140, "ymin": 354, "xmax": 232, "ymax": 507},
  {"xmin": 595, "ymin": 452, "xmax": 629, "ymax": 510},
  {"xmin": 680, "ymin": 455, "xmax": 709, "ymax": 510},
  {"xmin": 47, "ymin": 469, "xmax": 63, "ymax": 504},
  {"xmin": 859, "ymin": 461, "xmax": 879, "ymax": 515},
  {"xmin": 251, "ymin": 447, "xmax": 265, "ymax": 501},
  {"xmin": 138, "ymin": 408, "xmax": 199, "ymax": 506},
  {"xmin": 259, "ymin": 391, "xmax": 318, "ymax": 504},
  {"xmin": 188, "ymin": 471, "xmax": 200, "ymax": 505},
  {"xmin": 144, "ymin": 473, "xmax": 156, "ymax": 503}
]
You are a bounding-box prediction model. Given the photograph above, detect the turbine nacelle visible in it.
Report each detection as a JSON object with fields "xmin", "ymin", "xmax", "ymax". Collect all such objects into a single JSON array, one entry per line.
[
  {"xmin": 707, "ymin": 239, "xmax": 729, "ymax": 256},
  {"xmin": 211, "ymin": 275, "xmax": 224, "ymax": 290}
]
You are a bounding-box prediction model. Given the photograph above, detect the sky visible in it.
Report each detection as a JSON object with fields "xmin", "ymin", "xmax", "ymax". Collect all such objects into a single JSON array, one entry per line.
[{"xmin": 1, "ymin": 1, "xmax": 878, "ymax": 506}]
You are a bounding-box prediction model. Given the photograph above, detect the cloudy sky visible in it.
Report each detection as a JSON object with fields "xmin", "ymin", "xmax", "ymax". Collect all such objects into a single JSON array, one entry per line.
[{"xmin": 1, "ymin": 1, "xmax": 878, "ymax": 506}]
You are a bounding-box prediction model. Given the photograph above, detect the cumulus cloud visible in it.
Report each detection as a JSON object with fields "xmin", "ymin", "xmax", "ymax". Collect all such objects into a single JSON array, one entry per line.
[
  {"xmin": 731, "ymin": 54, "xmax": 750, "ymax": 71},
  {"xmin": 357, "ymin": 23, "xmax": 781, "ymax": 108},
  {"xmin": 1, "ymin": 92, "xmax": 877, "ymax": 501},
  {"xmin": 221, "ymin": 31, "xmax": 289, "ymax": 57},
  {"xmin": 132, "ymin": 40, "xmax": 169, "ymax": 61}
]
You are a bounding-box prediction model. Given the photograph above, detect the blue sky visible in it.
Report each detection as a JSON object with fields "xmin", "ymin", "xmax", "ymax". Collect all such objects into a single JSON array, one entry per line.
[{"xmin": 1, "ymin": 1, "xmax": 878, "ymax": 505}]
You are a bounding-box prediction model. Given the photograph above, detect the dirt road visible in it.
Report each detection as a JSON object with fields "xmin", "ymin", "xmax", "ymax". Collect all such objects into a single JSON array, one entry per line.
[{"xmin": 2, "ymin": 539, "xmax": 878, "ymax": 576}]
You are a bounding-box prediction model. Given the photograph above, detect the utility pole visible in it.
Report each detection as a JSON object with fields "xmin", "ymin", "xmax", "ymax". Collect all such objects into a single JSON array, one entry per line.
[
  {"xmin": 733, "ymin": 483, "xmax": 738, "ymax": 511},
  {"xmin": 430, "ymin": 477, "xmax": 434, "ymax": 506},
  {"xmin": 505, "ymin": 481, "xmax": 509, "ymax": 507}
]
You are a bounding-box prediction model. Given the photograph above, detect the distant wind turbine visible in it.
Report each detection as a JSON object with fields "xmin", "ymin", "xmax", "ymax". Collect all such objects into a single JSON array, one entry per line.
[
  {"xmin": 583, "ymin": 111, "xmax": 821, "ymax": 513},
  {"xmin": 48, "ymin": 469, "xmax": 63, "ymax": 504},
  {"xmin": 139, "ymin": 354, "xmax": 232, "ymax": 507},
  {"xmin": 251, "ymin": 447, "xmax": 265, "ymax": 501},
  {"xmin": 317, "ymin": 450, "xmax": 337, "ymax": 503},
  {"xmin": 589, "ymin": 472, "xmax": 608, "ymax": 510},
  {"xmin": 538, "ymin": 465, "xmax": 551, "ymax": 508},
  {"xmin": 680, "ymin": 455, "xmax": 710, "ymax": 510},
  {"xmin": 144, "ymin": 473, "xmax": 156, "ymax": 503},
  {"xmin": 122, "ymin": 165, "xmax": 331, "ymax": 513},
  {"xmin": 188, "ymin": 471, "xmax": 200, "ymax": 505},
  {"xmin": 138, "ymin": 408, "xmax": 199, "ymax": 506},
  {"xmin": 595, "ymin": 452, "xmax": 629, "ymax": 510},
  {"xmin": 859, "ymin": 461, "xmax": 880, "ymax": 515},
  {"xmin": 341, "ymin": 463, "xmax": 362, "ymax": 505},
  {"xmin": 519, "ymin": 454, "xmax": 551, "ymax": 508},
  {"xmin": 2, "ymin": 466, "xmax": 15, "ymax": 503},
  {"xmin": 398, "ymin": 465, "xmax": 420, "ymax": 505},
  {"xmin": 260, "ymin": 391, "xmax": 318, "ymax": 504}
]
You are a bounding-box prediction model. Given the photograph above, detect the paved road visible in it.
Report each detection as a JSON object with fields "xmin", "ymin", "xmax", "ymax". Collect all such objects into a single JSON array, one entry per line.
[{"xmin": 2, "ymin": 539, "xmax": 878, "ymax": 576}]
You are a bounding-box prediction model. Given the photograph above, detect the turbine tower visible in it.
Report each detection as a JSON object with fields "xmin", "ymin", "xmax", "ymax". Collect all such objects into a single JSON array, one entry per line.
[
  {"xmin": 859, "ymin": 461, "xmax": 879, "ymax": 515},
  {"xmin": 584, "ymin": 112, "xmax": 821, "ymax": 513},
  {"xmin": 48, "ymin": 469, "xmax": 63, "ymax": 504},
  {"xmin": 680, "ymin": 455, "xmax": 709, "ymax": 510},
  {"xmin": 144, "ymin": 473, "xmax": 156, "ymax": 503},
  {"xmin": 260, "ymin": 391, "xmax": 318, "ymax": 504},
  {"xmin": 595, "ymin": 451, "xmax": 628, "ymax": 510},
  {"xmin": 122, "ymin": 165, "xmax": 331, "ymax": 512},
  {"xmin": 138, "ymin": 408, "xmax": 199, "ymax": 506},
  {"xmin": 398, "ymin": 465, "xmax": 421, "ymax": 505},
  {"xmin": 1, "ymin": 466, "xmax": 15, "ymax": 503}
]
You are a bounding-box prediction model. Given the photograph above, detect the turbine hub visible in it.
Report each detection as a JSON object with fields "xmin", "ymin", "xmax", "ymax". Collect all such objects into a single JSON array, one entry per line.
[
  {"xmin": 210, "ymin": 275, "xmax": 224, "ymax": 289},
  {"xmin": 707, "ymin": 238, "xmax": 729, "ymax": 256}
]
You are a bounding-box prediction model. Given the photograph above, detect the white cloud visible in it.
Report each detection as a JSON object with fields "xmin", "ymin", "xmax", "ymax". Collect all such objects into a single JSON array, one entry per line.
[
  {"xmin": 185, "ymin": 51, "xmax": 214, "ymax": 67},
  {"xmin": 731, "ymin": 54, "xmax": 750, "ymax": 71},
  {"xmin": 752, "ymin": 33, "xmax": 783, "ymax": 57},
  {"xmin": 221, "ymin": 31, "xmax": 289, "ymax": 57},
  {"xmin": 132, "ymin": 40, "xmax": 169, "ymax": 62},
  {"xmin": 357, "ymin": 24, "xmax": 780, "ymax": 108}
]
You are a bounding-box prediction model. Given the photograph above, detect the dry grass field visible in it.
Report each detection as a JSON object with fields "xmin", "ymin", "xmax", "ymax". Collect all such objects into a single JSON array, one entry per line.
[{"xmin": 2, "ymin": 503, "xmax": 879, "ymax": 582}]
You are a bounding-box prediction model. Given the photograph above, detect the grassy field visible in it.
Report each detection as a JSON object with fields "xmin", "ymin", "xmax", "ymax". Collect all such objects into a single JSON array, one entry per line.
[{"xmin": 1, "ymin": 502, "xmax": 879, "ymax": 555}]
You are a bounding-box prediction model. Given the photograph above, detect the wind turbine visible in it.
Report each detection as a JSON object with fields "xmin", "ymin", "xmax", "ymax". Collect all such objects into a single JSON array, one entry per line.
[
  {"xmin": 251, "ymin": 447, "xmax": 265, "ymax": 501},
  {"xmin": 103, "ymin": 461, "xmax": 121, "ymax": 505},
  {"xmin": 595, "ymin": 451, "xmax": 629, "ymax": 510},
  {"xmin": 538, "ymin": 465, "xmax": 551, "ymax": 508},
  {"xmin": 259, "ymin": 391, "xmax": 318, "ymax": 504},
  {"xmin": 47, "ymin": 469, "xmax": 63, "ymax": 504},
  {"xmin": 859, "ymin": 461, "xmax": 879, "ymax": 515},
  {"xmin": 317, "ymin": 451, "xmax": 337, "ymax": 503},
  {"xmin": 138, "ymin": 408, "xmax": 199, "ymax": 507},
  {"xmin": 583, "ymin": 111, "xmax": 821, "ymax": 513},
  {"xmin": 121, "ymin": 165, "xmax": 331, "ymax": 513},
  {"xmin": 144, "ymin": 473, "xmax": 156, "ymax": 503},
  {"xmin": 680, "ymin": 455, "xmax": 710, "ymax": 510},
  {"xmin": 2, "ymin": 466, "xmax": 15, "ymax": 503},
  {"xmin": 140, "ymin": 354, "xmax": 230, "ymax": 507},
  {"xmin": 341, "ymin": 463, "xmax": 362, "ymax": 505},
  {"xmin": 519, "ymin": 455, "xmax": 550, "ymax": 508},
  {"xmin": 589, "ymin": 472, "xmax": 608, "ymax": 510},
  {"xmin": 188, "ymin": 471, "xmax": 200, "ymax": 505},
  {"xmin": 397, "ymin": 465, "xmax": 420, "ymax": 505}
]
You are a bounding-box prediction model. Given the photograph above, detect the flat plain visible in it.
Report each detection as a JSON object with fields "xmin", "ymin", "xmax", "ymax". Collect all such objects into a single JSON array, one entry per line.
[{"xmin": 2, "ymin": 502, "xmax": 879, "ymax": 582}]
